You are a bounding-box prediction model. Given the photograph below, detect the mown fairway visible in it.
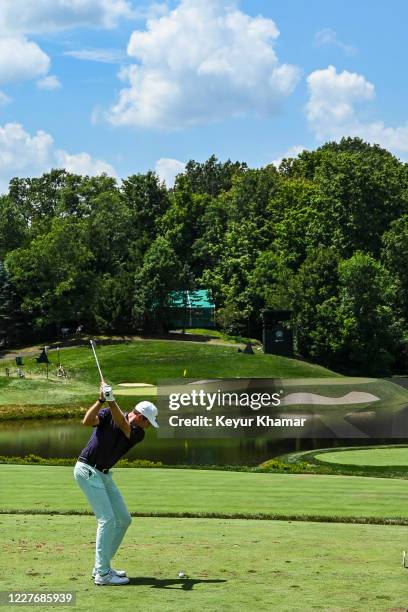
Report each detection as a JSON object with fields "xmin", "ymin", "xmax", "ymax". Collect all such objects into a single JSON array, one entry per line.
[{"xmin": 2, "ymin": 465, "xmax": 408, "ymax": 520}]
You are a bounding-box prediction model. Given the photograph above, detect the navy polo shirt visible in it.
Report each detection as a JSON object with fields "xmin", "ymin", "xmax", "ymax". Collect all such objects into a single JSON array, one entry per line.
[{"xmin": 78, "ymin": 408, "xmax": 145, "ymax": 470}]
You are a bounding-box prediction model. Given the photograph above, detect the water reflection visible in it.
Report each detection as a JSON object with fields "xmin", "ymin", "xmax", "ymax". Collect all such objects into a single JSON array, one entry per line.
[{"xmin": 0, "ymin": 420, "xmax": 403, "ymax": 465}]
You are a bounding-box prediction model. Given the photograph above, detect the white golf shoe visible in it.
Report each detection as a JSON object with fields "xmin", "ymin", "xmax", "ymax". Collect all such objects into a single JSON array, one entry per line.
[
  {"xmin": 94, "ymin": 570, "xmax": 129, "ymax": 586},
  {"xmin": 92, "ymin": 567, "xmax": 127, "ymax": 579}
]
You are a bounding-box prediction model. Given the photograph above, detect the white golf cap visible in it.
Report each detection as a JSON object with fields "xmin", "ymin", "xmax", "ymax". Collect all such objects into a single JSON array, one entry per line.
[{"xmin": 134, "ymin": 401, "xmax": 159, "ymax": 428}]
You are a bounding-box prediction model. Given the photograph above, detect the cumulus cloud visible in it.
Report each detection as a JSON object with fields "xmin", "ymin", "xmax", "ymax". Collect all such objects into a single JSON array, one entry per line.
[
  {"xmin": 0, "ymin": 0, "xmax": 134, "ymax": 34},
  {"xmin": 306, "ymin": 65, "xmax": 374, "ymax": 139},
  {"xmin": 306, "ymin": 65, "xmax": 408, "ymax": 154},
  {"xmin": 155, "ymin": 158, "xmax": 186, "ymax": 186},
  {"xmin": 0, "ymin": 37, "xmax": 50, "ymax": 84},
  {"xmin": 0, "ymin": 122, "xmax": 116, "ymax": 194},
  {"xmin": 314, "ymin": 28, "xmax": 356, "ymax": 56},
  {"xmin": 64, "ymin": 48, "xmax": 126, "ymax": 64},
  {"xmin": 271, "ymin": 145, "xmax": 307, "ymax": 168},
  {"xmin": 0, "ymin": 1, "xmax": 135, "ymax": 94},
  {"xmin": 37, "ymin": 75, "xmax": 61, "ymax": 90},
  {"xmin": 133, "ymin": 2, "xmax": 169, "ymax": 20},
  {"xmin": 107, "ymin": 0, "xmax": 300, "ymax": 130},
  {"xmin": 0, "ymin": 91, "xmax": 11, "ymax": 106},
  {"xmin": 56, "ymin": 151, "xmax": 116, "ymax": 176}
]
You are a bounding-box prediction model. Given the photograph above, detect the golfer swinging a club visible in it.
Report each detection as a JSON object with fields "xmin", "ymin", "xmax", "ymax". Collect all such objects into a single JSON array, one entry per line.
[{"xmin": 74, "ymin": 381, "xmax": 159, "ymax": 586}]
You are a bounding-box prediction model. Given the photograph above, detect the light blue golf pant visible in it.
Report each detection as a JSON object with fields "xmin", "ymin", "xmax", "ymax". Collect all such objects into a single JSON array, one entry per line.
[{"xmin": 73, "ymin": 461, "xmax": 132, "ymax": 575}]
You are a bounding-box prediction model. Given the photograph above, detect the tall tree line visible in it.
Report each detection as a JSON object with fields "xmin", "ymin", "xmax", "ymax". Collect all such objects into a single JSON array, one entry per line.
[{"xmin": 1, "ymin": 142, "xmax": 408, "ymax": 375}]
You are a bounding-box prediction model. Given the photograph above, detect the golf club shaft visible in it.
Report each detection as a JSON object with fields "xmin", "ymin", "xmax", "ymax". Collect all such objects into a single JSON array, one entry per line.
[{"xmin": 90, "ymin": 340, "xmax": 104, "ymax": 382}]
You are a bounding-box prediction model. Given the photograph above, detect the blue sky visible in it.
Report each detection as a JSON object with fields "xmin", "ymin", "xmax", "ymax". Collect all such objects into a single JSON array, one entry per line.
[{"xmin": 0, "ymin": 0, "xmax": 407, "ymax": 191}]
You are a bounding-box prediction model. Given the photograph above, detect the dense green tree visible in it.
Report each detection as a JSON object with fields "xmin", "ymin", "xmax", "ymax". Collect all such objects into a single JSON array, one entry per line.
[
  {"xmin": 200, "ymin": 167, "xmax": 280, "ymax": 310},
  {"xmin": 121, "ymin": 171, "xmax": 169, "ymax": 253},
  {"xmin": 161, "ymin": 177, "xmax": 210, "ymax": 275},
  {"xmin": 268, "ymin": 177, "xmax": 321, "ymax": 269},
  {"xmin": 291, "ymin": 249, "xmax": 400, "ymax": 374},
  {"xmin": 8, "ymin": 169, "xmax": 70, "ymax": 228},
  {"xmin": 333, "ymin": 252, "xmax": 401, "ymax": 374},
  {"xmin": 280, "ymin": 138, "xmax": 406, "ymax": 257},
  {"xmin": 290, "ymin": 248, "xmax": 341, "ymax": 364},
  {"xmin": 92, "ymin": 271, "xmax": 135, "ymax": 333},
  {"xmin": 133, "ymin": 236, "xmax": 191, "ymax": 333},
  {"xmin": 382, "ymin": 215, "xmax": 408, "ymax": 325},
  {"xmin": 193, "ymin": 190, "xmax": 231, "ymax": 273},
  {"xmin": 5, "ymin": 217, "xmax": 95, "ymax": 329},
  {"xmin": 0, "ymin": 260, "xmax": 27, "ymax": 346},
  {"xmin": 247, "ymin": 249, "xmax": 293, "ymax": 312},
  {"xmin": 312, "ymin": 149, "xmax": 405, "ymax": 256},
  {"xmin": 0, "ymin": 196, "xmax": 27, "ymax": 258},
  {"xmin": 177, "ymin": 155, "xmax": 247, "ymax": 197},
  {"xmin": 87, "ymin": 190, "xmax": 142, "ymax": 275}
]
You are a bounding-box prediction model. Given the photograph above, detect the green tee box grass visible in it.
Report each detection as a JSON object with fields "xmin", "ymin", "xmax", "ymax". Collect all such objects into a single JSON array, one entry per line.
[
  {"xmin": 2, "ymin": 465, "xmax": 408, "ymax": 521},
  {"xmin": 315, "ymin": 447, "xmax": 408, "ymax": 467},
  {"xmin": 0, "ymin": 514, "xmax": 407, "ymax": 612}
]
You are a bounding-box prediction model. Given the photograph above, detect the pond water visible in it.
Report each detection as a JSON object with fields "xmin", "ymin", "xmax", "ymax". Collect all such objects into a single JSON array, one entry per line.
[{"xmin": 0, "ymin": 420, "xmax": 399, "ymax": 465}]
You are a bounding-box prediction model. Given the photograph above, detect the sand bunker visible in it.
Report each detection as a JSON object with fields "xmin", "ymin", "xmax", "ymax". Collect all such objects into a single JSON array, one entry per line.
[
  {"xmin": 280, "ymin": 391, "xmax": 380, "ymax": 406},
  {"xmin": 118, "ymin": 383, "xmax": 154, "ymax": 387}
]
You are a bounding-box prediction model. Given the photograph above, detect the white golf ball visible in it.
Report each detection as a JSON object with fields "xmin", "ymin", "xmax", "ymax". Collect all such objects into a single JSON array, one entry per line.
[{"xmin": 178, "ymin": 571, "xmax": 185, "ymax": 578}]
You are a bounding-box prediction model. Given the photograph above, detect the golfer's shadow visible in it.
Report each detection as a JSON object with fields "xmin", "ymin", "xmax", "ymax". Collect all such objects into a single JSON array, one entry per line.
[{"xmin": 128, "ymin": 576, "xmax": 226, "ymax": 591}]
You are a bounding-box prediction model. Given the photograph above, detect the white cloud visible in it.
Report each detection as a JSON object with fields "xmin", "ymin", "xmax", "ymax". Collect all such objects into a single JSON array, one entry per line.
[
  {"xmin": 0, "ymin": 37, "xmax": 49, "ymax": 84},
  {"xmin": 133, "ymin": 2, "xmax": 169, "ymax": 20},
  {"xmin": 0, "ymin": 122, "xmax": 116, "ymax": 194},
  {"xmin": 56, "ymin": 151, "xmax": 116, "ymax": 177},
  {"xmin": 37, "ymin": 75, "xmax": 61, "ymax": 90},
  {"xmin": 0, "ymin": 0, "xmax": 134, "ymax": 34},
  {"xmin": 314, "ymin": 28, "xmax": 356, "ymax": 56},
  {"xmin": 64, "ymin": 48, "xmax": 126, "ymax": 64},
  {"xmin": 271, "ymin": 145, "xmax": 307, "ymax": 168},
  {"xmin": 155, "ymin": 157, "xmax": 185, "ymax": 186},
  {"xmin": 107, "ymin": 0, "xmax": 300, "ymax": 130},
  {"xmin": 306, "ymin": 65, "xmax": 408, "ymax": 154},
  {"xmin": 0, "ymin": 91, "xmax": 11, "ymax": 105},
  {"xmin": 0, "ymin": 1, "xmax": 134, "ymax": 94}
]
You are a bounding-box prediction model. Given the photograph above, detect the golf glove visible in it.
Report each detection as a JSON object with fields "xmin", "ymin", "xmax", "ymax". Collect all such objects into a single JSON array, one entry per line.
[{"xmin": 102, "ymin": 384, "xmax": 115, "ymax": 402}]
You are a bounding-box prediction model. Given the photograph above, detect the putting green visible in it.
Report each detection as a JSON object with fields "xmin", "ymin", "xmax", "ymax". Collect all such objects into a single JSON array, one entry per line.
[{"xmin": 314, "ymin": 446, "xmax": 408, "ymax": 467}]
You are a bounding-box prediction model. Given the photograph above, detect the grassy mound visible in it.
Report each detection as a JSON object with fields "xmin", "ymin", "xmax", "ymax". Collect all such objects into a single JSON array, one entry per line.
[{"xmin": 0, "ymin": 339, "xmax": 337, "ymax": 417}]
